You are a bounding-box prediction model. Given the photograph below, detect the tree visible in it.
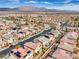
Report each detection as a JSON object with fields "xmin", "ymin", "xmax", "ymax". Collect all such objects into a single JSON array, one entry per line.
[
  {"xmin": 73, "ymin": 36, "xmax": 79, "ymax": 59},
  {"xmin": 42, "ymin": 47, "xmax": 47, "ymax": 54},
  {"xmin": 15, "ymin": 45, "xmax": 21, "ymax": 49},
  {"xmin": 76, "ymin": 37, "xmax": 79, "ymax": 47}
]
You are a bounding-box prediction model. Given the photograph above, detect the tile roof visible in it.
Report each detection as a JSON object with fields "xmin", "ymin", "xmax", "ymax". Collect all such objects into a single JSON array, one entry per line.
[
  {"xmin": 11, "ymin": 47, "xmax": 33, "ymax": 59},
  {"xmin": 24, "ymin": 42, "xmax": 37, "ymax": 50},
  {"xmin": 52, "ymin": 48, "xmax": 73, "ymax": 59}
]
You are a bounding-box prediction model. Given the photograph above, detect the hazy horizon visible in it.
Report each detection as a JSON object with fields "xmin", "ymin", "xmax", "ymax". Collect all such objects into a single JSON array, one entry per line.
[{"xmin": 0, "ymin": 0, "xmax": 79, "ymax": 11}]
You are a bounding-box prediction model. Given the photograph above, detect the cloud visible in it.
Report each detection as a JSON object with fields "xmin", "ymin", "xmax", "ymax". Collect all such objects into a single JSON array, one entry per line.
[
  {"xmin": 29, "ymin": 1, "xmax": 37, "ymax": 3},
  {"xmin": 52, "ymin": 0, "xmax": 72, "ymax": 4},
  {"xmin": 47, "ymin": 3, "xmax": 79, "ymax": 11},
  {"xmin": 42, "ymin": 1, "xmax": 52, "ymax": 4},
  {"xmin": 8, "ymin": 0, "xmax": 20, "ymax": 2},
  {"xmin": 64, "ymin": 0, "xmax": 72, "ymax": 3},
  {"xmin": 6, "ymin": 0, "xmax": 20, "ymax": 4},
  {"xmin": 26, "ymin": 1, "xmax": 52, "ymax": 4}
]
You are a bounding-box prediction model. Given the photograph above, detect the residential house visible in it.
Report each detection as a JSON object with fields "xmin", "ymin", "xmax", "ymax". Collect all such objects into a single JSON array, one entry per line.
[
  {"xmin": 10, "ymin": 46, "xmax": 33, "ymax": 59},
  {"xmin": 66, "ymin": 31, "xmax": 78, "ymax": 40},
  {"xmin": 24, "ymin": 42, "xmax": 42, "ymax": 54},
  {"xmin": 52, "ymin": 48, "xmax": 73, "ymax": 59}
]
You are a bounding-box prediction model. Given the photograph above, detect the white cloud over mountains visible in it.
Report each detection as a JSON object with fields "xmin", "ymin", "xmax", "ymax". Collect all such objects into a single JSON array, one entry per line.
[
  {"xmin": 42, "ymin": 1, "xmax": 52, "ymax": 4},
  {"xmin": 0, "ymin": 0, "xmax": 79, "ymax": 11},
  {"xmin": 8, "ymin": 0, "xmax": 20, "ymax": 2},
  {"xmin": 64, "ymin": 0, "xmax": 72, "ymax": 3},
  {"xmin": 29, "ymin": 1, "xmax": 37, "ymax": 3},
  {"xmin": 47, "ymin": 3, "xmax": 79, "ymax": 11}
]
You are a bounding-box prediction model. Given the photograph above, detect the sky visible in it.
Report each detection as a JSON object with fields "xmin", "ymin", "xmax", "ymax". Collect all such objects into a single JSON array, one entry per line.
[{"xmin": 0, "ymin": 0, "xmax": 79, "ymax": 11}]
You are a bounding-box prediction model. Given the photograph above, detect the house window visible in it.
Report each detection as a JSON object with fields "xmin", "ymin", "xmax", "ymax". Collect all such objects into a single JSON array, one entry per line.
[
  {"xmin": 45, "ymin": 44, "xmax": 48, "ymax": 47},
  {"xmin": 24, "ymin": 55, "xmax": 27, "ymax": 58},
  {"xmin": 37, "ymin": 51, "xmax": 39, "ymax": 54},
  {"xmin": 14, "ymin": 52, "xmax": 21, "ymax": 58},
  {"xmin": 27, "ymin": 51, "xmax": 31, "ymax": 54},
  {"xmin": 11, "ymin": 51, "xmax": 13, "ymax": 53}
]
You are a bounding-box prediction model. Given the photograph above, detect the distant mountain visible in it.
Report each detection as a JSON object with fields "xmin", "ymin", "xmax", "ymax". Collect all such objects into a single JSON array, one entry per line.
[
  {"xmin": 14, "ymin": 6, "xmax": 61, "ymax": 12},
  {"xmin": 0, "ymin": 6, "xmax": 78, "ymax": 13},
  {"xmin": 0, "ymin": 8, "xmax": 11, "ymax": 11},
  {"xmin": 0, "ymin": 6, "xmax": 62, "ymax": 12}
]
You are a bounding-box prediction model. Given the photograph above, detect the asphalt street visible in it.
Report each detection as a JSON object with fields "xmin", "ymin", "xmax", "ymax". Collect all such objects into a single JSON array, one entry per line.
[{"xmin": 0, "ymin": 28, "xmax": 52, "ymax": 58}]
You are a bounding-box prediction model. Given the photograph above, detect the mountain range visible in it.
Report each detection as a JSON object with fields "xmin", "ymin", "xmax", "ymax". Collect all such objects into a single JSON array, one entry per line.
[{"xmin": 0, "ymin": 6, "xmax": 78, "ymax": 13}]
